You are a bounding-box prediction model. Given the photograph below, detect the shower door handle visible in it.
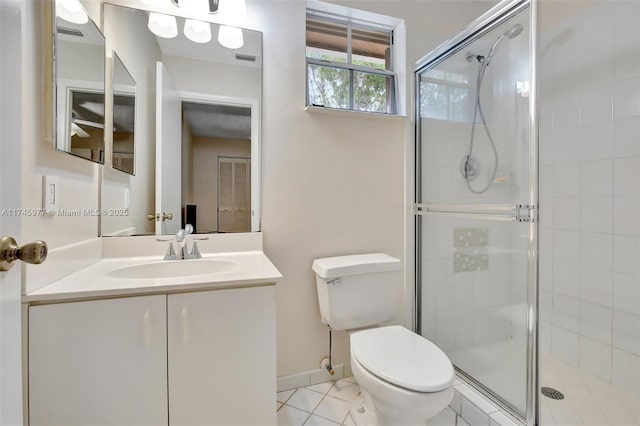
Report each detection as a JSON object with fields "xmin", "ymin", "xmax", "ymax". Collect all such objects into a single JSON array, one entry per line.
[{"xmin": 415, "ymin": 203, "xmax": 536, "ymax": 222}]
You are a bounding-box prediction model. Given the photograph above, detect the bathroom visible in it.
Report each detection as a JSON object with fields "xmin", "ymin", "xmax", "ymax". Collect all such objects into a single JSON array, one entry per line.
[{"xmin": 0, "ymin": 0, "xmax": 638, "ymax": 425}]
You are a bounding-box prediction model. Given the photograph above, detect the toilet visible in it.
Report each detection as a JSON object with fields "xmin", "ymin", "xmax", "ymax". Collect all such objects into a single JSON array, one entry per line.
[{"xmin": 312, "ymin": 253, "xmax": 454, "ymax": 426}]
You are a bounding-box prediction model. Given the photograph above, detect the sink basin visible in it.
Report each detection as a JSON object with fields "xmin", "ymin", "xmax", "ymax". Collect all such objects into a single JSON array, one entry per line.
[{"xmin": 108, "ymin": 259, "xmax": 238, "ymax": 279}]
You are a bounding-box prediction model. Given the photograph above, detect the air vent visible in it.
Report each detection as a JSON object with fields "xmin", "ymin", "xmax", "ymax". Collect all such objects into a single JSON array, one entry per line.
[
  {"xmin": 57, "ymin": 27, "xmax": 84, "ymax": 37},
  {"xmin": 235, "ymin": 54, "xmax": 256, "ymax": 62}
]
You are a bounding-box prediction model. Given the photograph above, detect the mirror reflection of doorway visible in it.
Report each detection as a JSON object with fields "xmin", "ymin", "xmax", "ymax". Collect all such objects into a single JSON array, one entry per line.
[
  {"xmin": 182, "ymin": 102, "xmax": 252, "ymax": 233},
  {"xmin": 217, "ymin": 157, "xmax": 251, "ymax": 233}
]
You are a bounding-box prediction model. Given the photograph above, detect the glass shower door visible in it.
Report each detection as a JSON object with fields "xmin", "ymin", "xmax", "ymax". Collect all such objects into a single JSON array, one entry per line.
[{"xmin": 415, "ymin": 5, "xmax": 534, "ymax": 419}]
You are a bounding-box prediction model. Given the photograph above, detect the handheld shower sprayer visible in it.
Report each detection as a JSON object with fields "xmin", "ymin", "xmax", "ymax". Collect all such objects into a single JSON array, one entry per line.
[
  {"xmin": 486, "ymin": 24, "xmax": 523, "ymax": 65},
  {"xmin": 465, "ymin": 24, "xmax": 523, "ymax": 66},
  {"xmin": 462, "ymin": 22, "xmax": 524, "ymax": 194}
]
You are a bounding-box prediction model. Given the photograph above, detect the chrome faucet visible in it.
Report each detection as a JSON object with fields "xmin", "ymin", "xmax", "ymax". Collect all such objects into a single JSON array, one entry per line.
[
  {"xmin": 182, "ymin": 224, "xmax": 207, "ymax": 259},
  {"xmin": 160, "ymin": 224, "xmax": 206, "ymax": 260}
]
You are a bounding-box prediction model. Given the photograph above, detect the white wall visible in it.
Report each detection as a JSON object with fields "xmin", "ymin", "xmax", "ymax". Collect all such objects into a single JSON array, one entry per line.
[
  {"xmin": 164, "ymin": 56, "xmax": 261, "ymax": 101},
  {"xmin": 539, "ymin": 0, "xmax": 640, "ymax": 395},
  {"xmin": 56, "ymin": 40, "xmax": 104, "ymax": 83}
]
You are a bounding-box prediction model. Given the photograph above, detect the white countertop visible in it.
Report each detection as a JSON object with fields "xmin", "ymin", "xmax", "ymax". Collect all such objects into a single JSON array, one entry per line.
[{"xmin": 24, "ymin": 251, "xmax": 282, "ymax": 303}]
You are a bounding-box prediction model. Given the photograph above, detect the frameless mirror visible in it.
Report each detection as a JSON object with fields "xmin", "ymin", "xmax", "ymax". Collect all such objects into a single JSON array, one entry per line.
[
  {"xmin": 101, "ymin": 3, "xmax": 262, "ymax": 237},
  {"xmin": 112, "ymin": 52, "xmax": 136, "ymax": 175},
  {"xmin": 54, "ymin": 0, "xmax": 106, "ymax": 164}
]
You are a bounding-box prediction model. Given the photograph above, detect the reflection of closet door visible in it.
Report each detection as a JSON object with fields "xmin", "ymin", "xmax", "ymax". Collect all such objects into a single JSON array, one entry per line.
[{"xmin": 218, "ymin": 157, "xmax": 251, "ymax": 233}]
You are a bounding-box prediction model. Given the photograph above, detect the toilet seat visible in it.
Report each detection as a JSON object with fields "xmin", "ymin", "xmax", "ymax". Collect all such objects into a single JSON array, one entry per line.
[{"xmin": 350, "ymin": 325, "xmax": 454, "ymax": 393}]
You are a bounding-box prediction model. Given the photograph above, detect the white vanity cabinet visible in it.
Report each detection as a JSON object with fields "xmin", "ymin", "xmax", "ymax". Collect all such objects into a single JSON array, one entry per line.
[
  {"xmin": 28, "ymin": 285, "xmax": 276, "ymax": 426},
  {"xmin": 28, "ymin": 295, "xmax": 168, "ymax": 426},
  {"xmin": 167, "ymin": 286, "xmax": 276, "ymax": 425}
]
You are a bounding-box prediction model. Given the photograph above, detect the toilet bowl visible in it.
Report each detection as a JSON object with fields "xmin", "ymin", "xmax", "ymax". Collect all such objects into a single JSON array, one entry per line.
[
  {"xmin": 312, "ymin": 254, "xmax": 454, "ymax": 426},
  {"xmin": 349, "ymin": 326, "xmax": 454, "ymax": 426}
]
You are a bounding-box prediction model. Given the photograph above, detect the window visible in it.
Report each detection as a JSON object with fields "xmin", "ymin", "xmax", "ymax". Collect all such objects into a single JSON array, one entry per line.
[{"xmin": 306, "ymin": 11, "xmax": 396, "ymax": 114}]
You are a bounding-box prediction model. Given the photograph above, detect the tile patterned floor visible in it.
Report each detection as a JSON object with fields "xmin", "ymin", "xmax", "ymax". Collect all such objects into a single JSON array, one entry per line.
[
  {"xmin": 540, "ymin": 354, "xmax": 640, "ymax": 426},
  {"xmin": 277, "ymin": 377, "xmax": 360, "ymax": 426},
  {"xmin": 277, "ymin": 376, "xmax": 490, "ymax": 426},
  {"xmin": 278, "ymin": 357, "xmax": 640, "ymax": 426}
]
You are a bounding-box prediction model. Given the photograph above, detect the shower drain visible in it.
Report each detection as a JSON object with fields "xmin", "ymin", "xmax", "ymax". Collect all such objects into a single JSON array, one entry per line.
[{"xmin": 541, "ymin": 387, "xmax": 565, "ymax": 400}]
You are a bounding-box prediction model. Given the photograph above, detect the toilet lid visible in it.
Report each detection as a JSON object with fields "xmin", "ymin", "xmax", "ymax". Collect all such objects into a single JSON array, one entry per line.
[{"xmin": 351, "ymin": 326, "xmax": 454, "ymax": 393}]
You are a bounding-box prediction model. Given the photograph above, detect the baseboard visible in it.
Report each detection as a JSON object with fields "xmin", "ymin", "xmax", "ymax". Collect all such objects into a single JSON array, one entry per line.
[{"xmin": 277, "ymin": 363, "xmax": 352, "ymax": 392}]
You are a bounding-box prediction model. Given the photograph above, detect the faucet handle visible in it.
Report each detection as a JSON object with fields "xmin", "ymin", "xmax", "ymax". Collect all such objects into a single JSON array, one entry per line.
[
  {"xmin": 176, "ymin": 229, "xmax": 186, "ymax": 243},
  {"xmin": 185, "ymin": 224, "xmax": 193, "ymax": 235},
  {"xmin": 188, "ymin": 241, "xmax": 202, "ymax": 259},
  {"xmin": 163, "ymin": 242, "xmax": 178, "ymax": 260}
]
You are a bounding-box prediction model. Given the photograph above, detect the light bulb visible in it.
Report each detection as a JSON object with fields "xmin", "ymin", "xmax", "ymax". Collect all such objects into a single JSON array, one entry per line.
[
  {"xmin": 184, "ymin": 19, "xmax": 211, "ymax": 43},
  {"xmin": 148, "ymin": 12, "xmax": 178, "ymax": 38},
  {"xmin": 55, "ymin": 0, "xmax": 88, "ymax": 24},
  {"xmin": 218, "ymin": 25, "xmax": 243, "ymax": 49}
]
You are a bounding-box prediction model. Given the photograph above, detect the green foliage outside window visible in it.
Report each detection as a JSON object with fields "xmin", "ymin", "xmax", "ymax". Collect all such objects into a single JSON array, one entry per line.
[{"xmin": 308, "ymin": 55, "xmax": 389, "ymax": 113}]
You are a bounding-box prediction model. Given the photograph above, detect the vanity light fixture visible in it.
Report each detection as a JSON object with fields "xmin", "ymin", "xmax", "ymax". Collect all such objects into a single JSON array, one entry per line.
[
  {"xmin": 144, "ymin": 0, "xmax": 242, "ymax": 46},
  {"xmin": 218, "ymin": 25, "xmax": 243, "ymax": 49},
  {"xmin": 184, "ymin": 19, "xmax": 212, "ymax": 43},
  {"xmin": 55, "ymin": 0, "xmax": 88, "ymax": 25},
  {"xmin": 148, "ymin": 12, "xmax": 178, "ymax": 38}
]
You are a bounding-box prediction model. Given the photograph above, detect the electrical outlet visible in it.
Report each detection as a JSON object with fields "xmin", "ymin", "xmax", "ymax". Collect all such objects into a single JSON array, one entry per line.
[{"xmin": 42, "ymin": 176, "xmax": 58, "ymax": 215}]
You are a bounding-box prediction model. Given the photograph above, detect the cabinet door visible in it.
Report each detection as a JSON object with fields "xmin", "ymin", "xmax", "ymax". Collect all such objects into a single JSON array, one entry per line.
[
  {"xmin": 168, "ymin": 286, "xmax": 276, "ymax": 426},
  {"xmin": 29, "ymin": 295, "xmax": 168, "ymax": 426}
]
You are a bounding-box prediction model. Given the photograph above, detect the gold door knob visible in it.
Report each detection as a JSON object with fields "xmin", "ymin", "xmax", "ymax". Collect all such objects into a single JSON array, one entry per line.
[
  {"xmin": 0, "ymin": 236, "xmax": 48, "ymax": 272},
  {"xmin": 148, "ymin": 214, "xmax": 158, "ymax": 221},
  {"xmin": 162, "ymin": 213, "xmax": 173, "ymax": 221}
]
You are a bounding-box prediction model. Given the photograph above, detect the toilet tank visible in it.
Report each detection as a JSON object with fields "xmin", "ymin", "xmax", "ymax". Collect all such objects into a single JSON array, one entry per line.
[{"xmin": 312, "ymin": 253, "xmax": 402, "ymax": 331}]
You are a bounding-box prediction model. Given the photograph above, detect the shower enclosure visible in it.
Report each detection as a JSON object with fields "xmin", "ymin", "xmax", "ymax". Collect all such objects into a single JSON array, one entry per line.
[
  {"xmin": 416, "ymin": 0, "xmax": 640, "ymax": 424},
  {"xmin": 414, "ymin": 0, "xmax": 537, "ymax": 423}
]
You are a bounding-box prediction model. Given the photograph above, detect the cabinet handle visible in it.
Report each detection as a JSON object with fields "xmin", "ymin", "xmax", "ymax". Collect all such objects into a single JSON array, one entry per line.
[
  {"xmin": 181, "ymin": 307, "xmax": 189, "ymax": 343},
  {"xmin": 143, "ymin": 310, "xmax": 152, "ymax": 348}
]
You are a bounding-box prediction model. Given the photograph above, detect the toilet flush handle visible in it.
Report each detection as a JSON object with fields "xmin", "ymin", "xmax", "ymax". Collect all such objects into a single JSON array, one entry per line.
[{"xmin": 326, "ymin": 278, "xmax": 341, "ymax": 285}]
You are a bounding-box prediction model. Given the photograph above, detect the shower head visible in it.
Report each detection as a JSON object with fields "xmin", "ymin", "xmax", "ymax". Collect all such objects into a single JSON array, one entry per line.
[
  {"xmin": 485, "ymin": 23, "xmax": 524, "ymax": 65},
  {"xmin": 505, "ymin": 23, "xmax": 524, "ymax": 39}
]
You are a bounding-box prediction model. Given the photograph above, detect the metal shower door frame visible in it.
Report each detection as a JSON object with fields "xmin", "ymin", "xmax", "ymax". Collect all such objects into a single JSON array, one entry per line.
[{"xmin": 413, "ymin": 0, "xmax": 539, "ymax": 425}]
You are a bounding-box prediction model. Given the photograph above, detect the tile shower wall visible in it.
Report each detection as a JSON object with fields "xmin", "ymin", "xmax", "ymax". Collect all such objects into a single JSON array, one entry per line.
[{"xmin": 539, "ymin": 0, "xmax": 640, "ymax": 395}]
